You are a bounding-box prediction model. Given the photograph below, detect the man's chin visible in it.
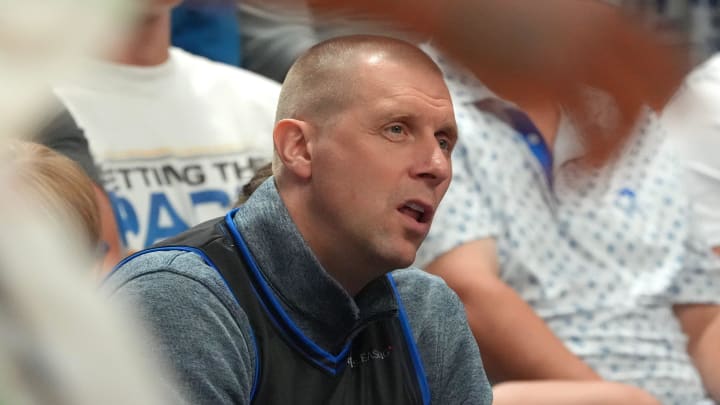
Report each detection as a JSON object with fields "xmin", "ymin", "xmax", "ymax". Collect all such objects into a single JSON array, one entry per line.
[{"xmin": 387, "ymin": 250, "xmax": 417, "ymax": 271}]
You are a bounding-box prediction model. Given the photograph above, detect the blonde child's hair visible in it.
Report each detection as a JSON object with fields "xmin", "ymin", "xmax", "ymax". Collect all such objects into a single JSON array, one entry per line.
[{"xmin": 3, "ymin": 141, "xmax": 100, "ymax": 249}]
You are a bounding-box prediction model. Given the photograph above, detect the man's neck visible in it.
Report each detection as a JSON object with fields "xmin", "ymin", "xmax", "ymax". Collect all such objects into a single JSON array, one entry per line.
[
  {"xmin": 110, "ymin": 12, "xmax": 171, "ymax": 66},
  {"xmin": 279, "ymin": 183, "xmax": 381, "ymax": 297},
  {"xmin": 317, "ymin": 253, "xmax": 380, "ymax": 298}
]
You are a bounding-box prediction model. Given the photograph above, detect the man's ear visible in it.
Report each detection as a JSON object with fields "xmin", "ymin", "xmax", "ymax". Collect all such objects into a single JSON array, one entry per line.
[{"xmin": 273, "ymin": 118, "xmax": 313, "ymax": 179}]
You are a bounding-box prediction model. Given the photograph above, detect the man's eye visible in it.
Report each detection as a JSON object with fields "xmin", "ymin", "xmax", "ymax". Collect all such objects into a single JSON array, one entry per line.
[
  {"xmin": 438, "ymin": 138, "xmax": 450, "ymax": 150},
  {"xmin": 437, "ymin": 135, "xmax": 453, "ymax": 151},
  {"xmin": 384, "ymin": 124, "xmax": 407, "ymax": 140}
]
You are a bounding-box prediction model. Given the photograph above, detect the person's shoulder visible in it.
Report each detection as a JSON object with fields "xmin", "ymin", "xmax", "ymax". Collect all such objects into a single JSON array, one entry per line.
[
  {"xmin": 389, "ymin": 268, "xmax": 468, "ymax": 339},
  {"xmin": 104, "ymin": 249, "xmax": 229, "ymax": 301},
  {"xmin": 170, "ymin": 47, "xmax": 281, "ymax": 94},
  {"xmin": 103, "ymin": 248, "xmax": 258, "ymax": 403},
  {"xmin": 390, "ymin": 267, "xmax": 458, "ymax": 305},
  {"xmin": 391, "ymin": 267, "xmax": 444, "ymax": 285}
]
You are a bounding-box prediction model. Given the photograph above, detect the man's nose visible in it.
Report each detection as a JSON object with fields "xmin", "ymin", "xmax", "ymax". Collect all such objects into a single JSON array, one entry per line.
[{"xmin": 412, "ymin": 135, "xmax": 451, "ymax": 186}]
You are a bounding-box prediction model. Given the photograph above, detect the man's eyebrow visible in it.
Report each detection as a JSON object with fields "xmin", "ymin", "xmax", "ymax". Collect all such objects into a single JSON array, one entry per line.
[
  {"xmin": 377, "ymin": 110, "xmax": 458, "ymax": 139},
  {"xmin": 379, "ymin": 112, "xmax": 417, "ymax": 122},
  {"xmin": 437, "ymin": 122, "xmax": 459, "ymax": 140}
]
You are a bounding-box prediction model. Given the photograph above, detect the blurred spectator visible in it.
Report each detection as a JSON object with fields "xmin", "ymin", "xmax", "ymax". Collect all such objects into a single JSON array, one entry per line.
[
  {"xmin": 34, "ymin": 107, "xmax": 102, "ymax": 186},
  {"xmin": 238, "ymin": 0, "xmax": 411, "ymax": 82},
  {"xmin": 34, "ymin": 104, "xmax": 123, "ymax": 273},
  {"xmin": 172, "ymin": 0, "xmax": 241, "ymax": 65},
  {"xmin": 662, "ymin": 53, "xmax": 720, "ymax": 255},
  {"xmin": 415, "ymin": 45, "xmax": 720, "ymax": 404},
  {"xmin": 55, "ymin": 0, "xmax": 281, "ymax": 252}
]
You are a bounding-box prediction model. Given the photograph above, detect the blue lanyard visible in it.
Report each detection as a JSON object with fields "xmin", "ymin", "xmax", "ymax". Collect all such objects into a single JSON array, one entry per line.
[{"xmin": 503, "ymin": 107, "xmax": 554, "ymax": 186}]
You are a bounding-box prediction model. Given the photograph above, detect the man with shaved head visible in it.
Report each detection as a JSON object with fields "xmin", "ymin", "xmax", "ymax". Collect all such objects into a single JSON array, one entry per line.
[{"xmin": 105, "ymin": 35, "xmax": 492, "ymax": 404}]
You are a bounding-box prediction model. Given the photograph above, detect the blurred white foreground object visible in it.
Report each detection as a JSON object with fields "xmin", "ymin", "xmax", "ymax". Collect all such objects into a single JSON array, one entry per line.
[
  {"xmin": 0, "ymin": 1, "xmax": 180, "ymax": 404},
  {"xmin": 0, "ymin": 0, "xmax": 134, "ymax": 138},
  {"xmin": 0, "ymin": 182, "xmax": 179, "ymax": 404}
]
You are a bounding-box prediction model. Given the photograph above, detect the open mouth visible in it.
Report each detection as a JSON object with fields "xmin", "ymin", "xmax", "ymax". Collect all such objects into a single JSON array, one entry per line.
[{"xmin": 398, "ymin": 201, "xmax": 433, "ymax": 224}]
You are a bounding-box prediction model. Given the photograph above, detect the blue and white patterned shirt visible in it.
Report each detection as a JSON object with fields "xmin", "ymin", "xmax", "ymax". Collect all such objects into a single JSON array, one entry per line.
[{"xmin": 417, "ymin": 47, "xmax": 720, "ymax": 405}]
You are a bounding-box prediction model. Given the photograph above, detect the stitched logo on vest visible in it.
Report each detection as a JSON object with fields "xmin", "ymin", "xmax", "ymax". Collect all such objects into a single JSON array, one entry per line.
[{"xmin": 346, "ymin": 346, "xmax": 393, "ymax": 369}]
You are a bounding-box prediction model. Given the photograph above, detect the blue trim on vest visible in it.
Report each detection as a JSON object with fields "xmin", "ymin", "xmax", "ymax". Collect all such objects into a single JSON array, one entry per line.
[
  {"xmin": 386, "ymin": 274, "xmax": 431, "ymax": 405},
  {"xmin": 224, "ymin": 209, "xmax": 353, "ymax": 375},
  {"xmin": 248, "ymin": 326, "xmax": 261, "ymax": 400},
  {"xmin": 106, "ymin": 246, "xmax": 217, "ymax": 280},
  {"xmin": 107, "ymin": 244, "xmax": 262, "ymax": 401},
  {"xmin": 243, "ymin": 269, "xmax": 345, "ymax": 375}
]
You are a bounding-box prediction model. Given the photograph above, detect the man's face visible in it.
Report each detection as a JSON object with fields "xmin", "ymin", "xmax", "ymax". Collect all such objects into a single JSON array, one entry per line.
[{"xmin": 308, "ymin": 57, "xmax": 457, "ymax": 271}]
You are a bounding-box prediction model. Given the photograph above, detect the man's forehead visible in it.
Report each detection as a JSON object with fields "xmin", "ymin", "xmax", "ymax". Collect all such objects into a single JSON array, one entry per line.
[
  {"xmin": 361, "ymin": 89, "xmax": 457, "ymax": 132},
  {"xmin": 311, "ymin": 45, "xmax": 452, "ymax": 118},
  {"xmin": 356, "ymin": 67, "xmax": 451, "ymax": 104}
]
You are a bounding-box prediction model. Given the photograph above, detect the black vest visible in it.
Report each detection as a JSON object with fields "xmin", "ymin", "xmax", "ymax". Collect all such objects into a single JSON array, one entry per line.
[{"xmin": 145, "ymin": 211, "xmax": 431, "ymax": 404}]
